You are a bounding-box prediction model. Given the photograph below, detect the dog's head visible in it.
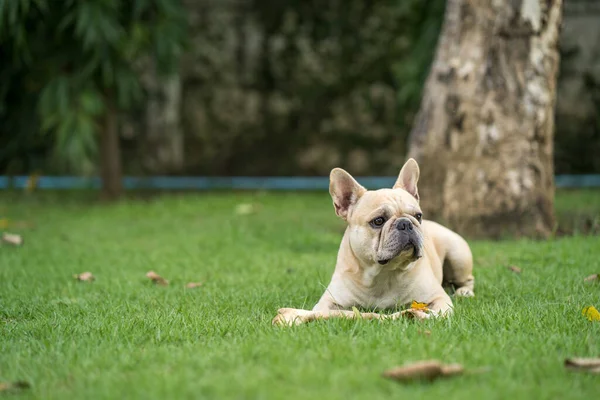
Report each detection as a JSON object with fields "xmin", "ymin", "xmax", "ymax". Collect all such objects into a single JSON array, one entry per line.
[{"xmin": 329, "ymin": 158, "xmax": 424, "ymax": 268}]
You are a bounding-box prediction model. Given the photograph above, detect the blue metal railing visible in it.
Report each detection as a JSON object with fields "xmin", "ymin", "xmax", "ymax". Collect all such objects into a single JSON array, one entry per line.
[{"xmin": 1, "ymin": 175, "xmax": 599, "ymax": 190}]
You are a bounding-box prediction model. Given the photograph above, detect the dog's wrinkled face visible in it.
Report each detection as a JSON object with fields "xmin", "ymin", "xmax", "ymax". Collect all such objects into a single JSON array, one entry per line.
[
  {"xmin": 329, "ymin": 159, "xmax": 424, "ymax": 268},
  {"xmin": 348, "ymin": 189, "xmax": 424, "ymax": 266}
]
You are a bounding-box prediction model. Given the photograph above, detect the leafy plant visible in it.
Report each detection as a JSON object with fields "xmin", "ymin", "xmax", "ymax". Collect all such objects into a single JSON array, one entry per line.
[{"xmin": 0, "ymin": 0, "xmax": 187, "ymax": 177}]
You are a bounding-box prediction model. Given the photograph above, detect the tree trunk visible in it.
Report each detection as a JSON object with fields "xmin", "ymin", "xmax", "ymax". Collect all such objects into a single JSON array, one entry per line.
[
  {"xmin": 100, "ymin": 97, "xmax": 123, "ymax": 201},
  {"xmin": 408, "ymin": 0, "xmax": 563, "ymax": 239}
]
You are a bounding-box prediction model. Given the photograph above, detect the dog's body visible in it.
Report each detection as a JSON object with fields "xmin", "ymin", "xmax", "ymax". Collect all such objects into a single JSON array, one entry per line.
[
  {"xmin": 273, "ymin": 159, "xmax": 474, "ymax": 326},
  {"xmin": 313, "ymin": 219, "xmax": 474, "ymax": 313}
]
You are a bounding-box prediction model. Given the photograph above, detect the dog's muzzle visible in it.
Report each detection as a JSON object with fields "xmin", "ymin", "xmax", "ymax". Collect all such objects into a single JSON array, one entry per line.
[{"xmin": 377, "ymin": 218, "xmax": 423, "ymax": 264}]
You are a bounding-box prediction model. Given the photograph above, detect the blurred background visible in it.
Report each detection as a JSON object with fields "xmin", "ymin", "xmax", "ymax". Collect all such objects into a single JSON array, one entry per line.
[
  {"xmin": 0, "ymin": 0, "xmax": 598, "ymax": 238},
  {"xmin": 2, "ymin": 0, "xmax": 598, "ymax": 177}
]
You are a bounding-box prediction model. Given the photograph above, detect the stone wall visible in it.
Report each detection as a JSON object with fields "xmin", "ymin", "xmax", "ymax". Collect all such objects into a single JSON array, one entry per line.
[
  {"xmin": 555, "ymin": 0, "xmax": 600, "ymax": 173},
  {"xmin": 130, "ymin": 0, "xmax": 443, "ymax": 176},
  {"xmin": 130, "ymin": 0, "xmax": 600, "ymax": 176}
]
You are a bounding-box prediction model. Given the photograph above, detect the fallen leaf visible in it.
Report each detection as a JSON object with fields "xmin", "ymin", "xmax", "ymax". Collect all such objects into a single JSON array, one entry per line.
[
  {"xmin": 352, "ymin": 306, "xmax": 362, "ymax": 318},
  {"xmin": 418, "ymin": 330, "xmax": 432, "ymax": 336},
  {"xmin": 146, "ymin": 271, "xmax": 169, "ymax": 286},
  {"xmin": 0, "ymin": 218, "xmax": 8, "ymax": 229},
  {"xmin": 565, "ymin": 358, "xmax": 600, "ymax": 373},
  {"xmin": 1, "ymin": 232, "xmax": 23, "ymax": 246},
  {"xmin": 582, "ymin": 306, "xmax": 600, "ymax": 321},
  {"xmin": 507, "ymin": 265, "xmax": 521, "ymax": 274},
  {"xmin": 383, "ymin": 360, "xmax": 464, "ymax": 383},
  {"xmin": 410, "ymin": 301, "xmax": 429, "ymax": 311},
  {"xmin": 73, "ymin": 272, "xmax": 95, "ymax": 282},
  {"xmin": 185, "ymin": 282, "xmax": 203, "ymax": 289},
  {"xmin": 235, "ymin": 203, "xmax": 257, "ymax": 215},
  {"xmin": 584, "ymin": 274, "xmax": 599, "ymax": 283},
  {"xmin": 0, "ymin": 381, "xmax": 31, "ymax": 392}
]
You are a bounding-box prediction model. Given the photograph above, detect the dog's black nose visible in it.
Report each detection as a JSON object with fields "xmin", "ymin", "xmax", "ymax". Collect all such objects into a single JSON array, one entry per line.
[{"xmin": 397, "ymin": 218, "xmax": 413, "ymax": 231}]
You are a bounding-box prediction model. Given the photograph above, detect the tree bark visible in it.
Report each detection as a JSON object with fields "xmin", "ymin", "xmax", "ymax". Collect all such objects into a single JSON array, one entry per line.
[
  {"xmin": 408, "ymin": 0, "xmax": 563, "ymax": 239},
  {"xmin": 100, "ymin": 97, "xmax": 123, "ymax": 201}
]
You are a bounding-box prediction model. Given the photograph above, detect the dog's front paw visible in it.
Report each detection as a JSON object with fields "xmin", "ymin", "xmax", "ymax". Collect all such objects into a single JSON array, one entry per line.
[
  {"xmin": 272, "ymin": 308, "xmax": 309, "ymax": 327},
  {"xmin": 454, "ymin": 287, "xmax": 474, "ymax": 297}
]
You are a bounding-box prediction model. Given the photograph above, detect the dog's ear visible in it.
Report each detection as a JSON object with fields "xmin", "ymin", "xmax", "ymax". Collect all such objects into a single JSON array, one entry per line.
[
  {"xmin": 393, "ymin": 158, "xmax": 420, "ymax": 201},
  {"xmin": 329, "ymin": 168, "xmax": 366, "ymax": 220}
]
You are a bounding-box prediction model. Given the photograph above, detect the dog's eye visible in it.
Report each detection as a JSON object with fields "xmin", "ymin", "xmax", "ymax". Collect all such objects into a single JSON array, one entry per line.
[
  {"xmin": 415, "ymin": 213, "xmax": 423, "ymax": 223},
  {"xmin": 370, "ymin": 217, "xmax": 386, "ymax": 227}
]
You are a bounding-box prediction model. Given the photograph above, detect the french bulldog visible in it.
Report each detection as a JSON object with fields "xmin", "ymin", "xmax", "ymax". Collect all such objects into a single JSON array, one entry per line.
[{"xmin": 272, "ymin": 158, "xmax": 474, "ymax": 326}]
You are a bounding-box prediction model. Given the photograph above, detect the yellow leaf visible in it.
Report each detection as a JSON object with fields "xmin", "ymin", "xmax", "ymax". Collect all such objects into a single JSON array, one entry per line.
[
  {"xmin": 582, "ymin": 306, "xmax": 600, "ymax": 321},
  {"xmin": 411, "ymin": 301, "xmax": 429, "ymax": 311},
  {"xmin": 0, "ymin": 218, "xmax": 9, "ymax": 229},
  {"xmin": 352, "ymin": 306, "xmax": 361, "ymax": 318}
]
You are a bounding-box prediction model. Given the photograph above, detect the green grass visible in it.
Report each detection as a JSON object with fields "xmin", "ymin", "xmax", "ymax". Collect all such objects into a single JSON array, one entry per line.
[{"xmin": 1, "ymin": 189, "xmax": 599, "ymax": 399}]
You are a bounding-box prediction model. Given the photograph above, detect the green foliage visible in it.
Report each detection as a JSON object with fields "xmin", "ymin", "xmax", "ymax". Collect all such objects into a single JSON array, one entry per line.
[
  {"xmin": 184, "ymin": 0, "xmax": 446, "ymax": 176},
  {"xmin": 0, "ymin": 0, "xmax": 187, "ymax": 173}
]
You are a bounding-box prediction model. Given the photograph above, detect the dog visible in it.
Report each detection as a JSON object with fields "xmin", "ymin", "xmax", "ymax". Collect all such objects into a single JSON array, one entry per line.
[{"xmin": 272, "ymin": 158, "xmax": 474, "ymax": 326}]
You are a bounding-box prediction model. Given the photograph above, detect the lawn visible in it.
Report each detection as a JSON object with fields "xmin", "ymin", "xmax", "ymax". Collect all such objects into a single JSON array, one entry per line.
[{"xmin": 1, "ymin": 189, "xmax": 599, "ymax": 399}]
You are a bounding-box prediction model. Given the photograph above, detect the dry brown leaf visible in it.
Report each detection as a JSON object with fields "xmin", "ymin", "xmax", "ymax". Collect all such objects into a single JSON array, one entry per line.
[
  {"xmin": 565, "ymin": 358, "xmax": 600, "ymax": 373},
  {"xmin": 507, "ymin": 265, "xmax": 521, "ymax": 274},
  {"xmin": 582, "ymin": 306, "xmax": 600, "ymax": 322},
  {"xmin": 1, "ymin": 232, "xmax": 23, "ymax": 246},
  {"xmin": 146, "ymin": 271, "xmax": 169, "ymax": 286},
  {"xmin": 73, "ymin": 272, "xmax": 95, "ymax": 282},
  {"xmin": 418, "ymin": 330, "xmax": 432, "ymax": 336},
  {"xmin": 0, "ymin": 381, "xmax": 30, "ymax": 392},
  {"xmin": 185, "ymin": 282, "xmax": 203, "ymax": 289},
  {"xmin": 383, "ymin": 360, "xmax": 464, "ymax": 383},
  {"xmin": 584, "ymin": 274, "xmax": 599, "ymax": 283}
]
